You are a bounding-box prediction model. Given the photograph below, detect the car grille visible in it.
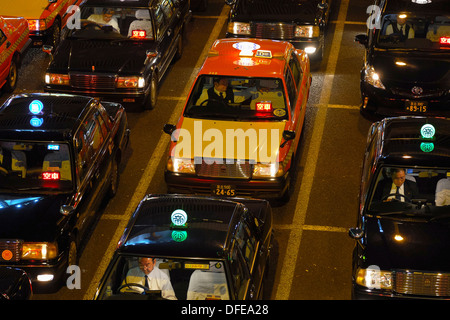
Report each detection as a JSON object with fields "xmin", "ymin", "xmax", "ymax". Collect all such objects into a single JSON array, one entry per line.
[
  {"xmin": 196, "ymin": 159, "xmax": 252, "ymax": 179},
  {"xmin": 252, "ymin": 22, "xmax": 295, "ymax": 40},
  {"xmin": 0, "ymin": 240, "xmax": 23, "ymax": 263},
  {"xmin": 390, "ymin": 87, "xmax": 448, "ymax": 99},
  {"xmin": 393, "ymin": 270, "xmax": 450, "ymax": 297},
  {"xmin": 70, "ymin": 73, "xmax": 116, "ymax": 90}
]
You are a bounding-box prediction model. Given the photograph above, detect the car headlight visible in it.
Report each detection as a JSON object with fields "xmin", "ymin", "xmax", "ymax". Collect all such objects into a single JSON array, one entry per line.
[
  {"xmin": 21, "ymin": 242, "xmax": 58, "ymax": 260},
  {"xmin": 167, "ymin": 157, "xmax": 195, "ymax": 174},
  {"xmin": 364, "ymin": 65, "xmax": 385, "ymax": 89},
  {"xmin": 27, "ymin": 19, "xmax": 47, "ymax": 31},
  {"xmin": 253, "ymin": 162, "xmax": 284, "ymax": 178},
  {"xmin": 355, "ymin": 267, "xmax": 392, "ymax": 290},
  {"xmin": 294, "ymin": 25, "xmax": 320, "ymax": 38},
  {"xmin": 227, "ymin": 22, "xmax": 251, "ymax": 35},
  {"xmin": 116, "ymin": 76, "xmax": 145, "ymax": 89},
  {"xmin": 45, "ymin": 73, "xmax": 70, "ymax": 85}
]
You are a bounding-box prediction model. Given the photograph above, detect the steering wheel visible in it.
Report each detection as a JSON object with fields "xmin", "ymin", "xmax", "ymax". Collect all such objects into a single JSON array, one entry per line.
[
  {"xmin": 382, "ymin": 192, "xmax": 411, "ymax": 203},
  {"xmin": 200, "ymin": 98, "xmax": 228, "ymax": 108},
  {"xmin": 117, "ymin": 282, "xmax": 148, "ymax": 294}
]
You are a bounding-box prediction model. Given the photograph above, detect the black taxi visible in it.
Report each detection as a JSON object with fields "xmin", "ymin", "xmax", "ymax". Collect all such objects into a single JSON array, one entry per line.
[
  {"xmin": 44, "ymin": 0, "xmax": 191, "ymax": 110},
  {"xmin": 0, "ymin": 267, "xmax": 33, "ymax": 300},
  {"xmin": 225, "ymin": 0, "xmax": 331, "ymax": 60},
  {"xmin": 0, "ymin": 93, "xmax": 129, "ymax": 293},
  {"xmin": 350, "ymin": 116, "xmax": 450, "ymax": 299},
  {"xmin": 93, "ymin": 194, "xmax": 273, "ymax": 300},
  {"xmin": 355, "ymin": 0, "xmax": 450, "ymax": 117}
]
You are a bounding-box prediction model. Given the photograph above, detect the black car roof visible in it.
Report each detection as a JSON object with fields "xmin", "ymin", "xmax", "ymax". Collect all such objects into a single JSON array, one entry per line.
[
  {"xmin": 82, "ymin": 0, "xmax": 153, "ymax": 7},
  {"xmin": 378, "ymin": 116, "xmax": 450, "ymax": 167},
  {"xmin": 0, "ymin": 93, "xmax": 94, "ymax": 141},
  {"xmin": 384, "ymin": 0, "xmax": 449, "ymax": 14},
  {"xmin": 231, "ymin": 0, "xmax": 321, "ymax": 23},
  {"xmin": 119, "ymin": 195, "xmax": 247, "ymax": 259}
]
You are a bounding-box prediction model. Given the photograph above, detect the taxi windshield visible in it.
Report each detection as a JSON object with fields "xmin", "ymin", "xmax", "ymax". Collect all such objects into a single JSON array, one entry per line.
[
  {"xmin": 377, "ymin": 13, "xmax": 450, "ymax": 51},
  {"xmin": 368, "ymin": 166, "xmax": 450, "ymax": 217},
  {"xmin": 69, "ymin": 7, "xmax": 155, "ymax": 40},
  {"xmin": 96, "ymin": 256, "xmax": 230, "ymax": 300},
  {"xmin": 183, "ymin": 75, "xmax": 288, "ymax": 121},
  {"xmin": 0, "ymin": 141, "xmax": 73, "ymax": 192}
]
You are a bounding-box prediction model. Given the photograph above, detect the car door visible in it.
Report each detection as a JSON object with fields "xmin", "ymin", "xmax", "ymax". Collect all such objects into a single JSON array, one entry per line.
[
  {"xmin": 153, "ymin": 0, "xmax": 176, "ymax": 79},
  {"xmin": 72, "ymin": 107, "xmax": 111, "ymax": 240}
]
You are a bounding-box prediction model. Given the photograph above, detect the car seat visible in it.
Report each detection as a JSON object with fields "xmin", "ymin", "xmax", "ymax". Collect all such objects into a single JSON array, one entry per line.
[
  {"xmin": 186, "ymin": 262, "xmax": 229, "ymax": 300},
  {"xmin": 128, "ymin": 9, "xmax": 153, "ymax": 39}
]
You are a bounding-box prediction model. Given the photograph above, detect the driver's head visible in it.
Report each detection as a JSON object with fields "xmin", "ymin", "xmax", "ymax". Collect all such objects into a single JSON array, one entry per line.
[
  {"xmin": 102, "ymin": 8, "xmax": 115, "ymax": 22},
  {"xmin": 214, "ymin": 78, "xmax": 229, "ymax": 93},
  {"xmin": 391, "ymin": 168, "xmax": 406, "ymax": 187},
  {"xmin": 138, "ymin": 257, "xmax": 156, "ymax": 275}
]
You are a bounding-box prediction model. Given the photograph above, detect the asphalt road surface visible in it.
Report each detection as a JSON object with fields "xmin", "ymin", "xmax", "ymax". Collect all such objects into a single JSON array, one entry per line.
[{"xmin": 0, "ymin": 0, "xmax": 377, "ymax": 301}]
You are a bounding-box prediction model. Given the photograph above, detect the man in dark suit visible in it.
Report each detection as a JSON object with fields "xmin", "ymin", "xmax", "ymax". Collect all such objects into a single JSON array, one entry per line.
[
  {"xmin": 207, "ymin": 78, "xmax": 234, "ymax": 104},
  {"xmin": 373, "ymin": 168, "xmax": 419, "ymax": 202}
]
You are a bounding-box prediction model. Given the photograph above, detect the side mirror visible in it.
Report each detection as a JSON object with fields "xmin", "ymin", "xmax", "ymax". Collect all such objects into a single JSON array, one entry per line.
[
  {"xmin": 280, "ymin": 130, "xmax": 295, "ymax": 148},
  {"xmin": 60, "ymin": 205, "xmax": 75, "ymax": 216},
  {"xmin": 318, "ymin": 2, "xmax": 328, "ymax": 10},
  {"xmin": 163, "ymin": 123, "xmax": 176, "ymax": 135},
  {"xmin": 42, "ymin": 45, "xmax": 53, "ymax": 55},
  {"xmin": 354, "ymin": 34, "xmax": 368, "ymax": 47},
  {"xmin": 348, "ymin": 227, "xmax": 364, "ymax": 240}
]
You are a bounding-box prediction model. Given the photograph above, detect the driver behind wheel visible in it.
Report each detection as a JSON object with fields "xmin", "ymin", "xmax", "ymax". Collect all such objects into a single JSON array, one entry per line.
[
  {"xmin": 121, "ymin": 257, "xmax": 177, "ymax": 300},
  {"xmin": 373, "ymin": 168, "xmax": 419, "ymax": 202},
  {"xmin": 196, "ymin": 77, "xmax": 235, "ymax": 106}
]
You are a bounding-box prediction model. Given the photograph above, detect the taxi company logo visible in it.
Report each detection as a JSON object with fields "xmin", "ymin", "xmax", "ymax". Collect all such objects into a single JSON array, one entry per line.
[
  {"xmin": 170, "ymin": 120, "xmax": 281, "ymax": 164},
  {"xmin": 411, "ymin": 86, "xmax": 423, "ymax": 95}
]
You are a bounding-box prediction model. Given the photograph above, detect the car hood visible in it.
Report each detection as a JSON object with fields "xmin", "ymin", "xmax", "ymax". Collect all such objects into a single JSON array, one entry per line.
[
  {"xmin": 173, "ymin": 117, "xmax": 286, "ymax": 163},
  {"xmin": 50, "ymin": 39, "xmax": 153, "ymax": 74},
  {"xmin": 0, "ymin": 193, "xmax": 70, "ymax": 241},
  {"xmin": 371, "ymin": 51, "xmax": 450, "ymax": 87},
  {"xmin": 232, "ymin": 0, "xmax": 323, "ymax": 23},
  {"xmin": 364, "ymin": 217, "xmax": 450, "ymax": 271}
]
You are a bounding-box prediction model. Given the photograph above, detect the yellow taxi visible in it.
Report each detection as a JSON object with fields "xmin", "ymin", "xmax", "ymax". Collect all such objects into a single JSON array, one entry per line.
[
  {"xmin": 0, "ymin": 0, "xmax": 82, "ymax": 48},
  {"xmin": 164, "ymin": 38, "xmax": 311, "ymax": 202}
]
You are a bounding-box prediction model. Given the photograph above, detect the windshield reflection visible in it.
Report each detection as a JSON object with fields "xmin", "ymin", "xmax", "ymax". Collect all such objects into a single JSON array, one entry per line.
[
  {"xmin": 377, "ymin": 13, "xmax": 450, "ymax": 51},
  {"xmin": 184, "ymin": 75, "xmax": 288, "ymax": 121}
]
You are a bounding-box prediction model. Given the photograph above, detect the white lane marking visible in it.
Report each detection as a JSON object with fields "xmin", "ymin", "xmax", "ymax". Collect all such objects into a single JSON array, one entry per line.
[
  {"xmin": 83, "ymin": 5, "xmax": 231, "ymax": 300},
  {"xmin": 274, "ymin": 0, "xmax": 350, "ymax": 300}
]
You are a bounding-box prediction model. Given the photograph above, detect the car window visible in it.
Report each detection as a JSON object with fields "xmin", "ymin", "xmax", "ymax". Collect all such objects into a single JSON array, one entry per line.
[
  {"xmin": 0, "ymin": 141, "xmax": 73, "ymax": 191},
  {"xmin": 235, "ymin": 219, "xmax": 257, "ymax": 272},
  {"xmin": 0, "ymin": 29, "xmax": 7, "ymax": 47},
  {"xmin": 284, "ymin": 67, "xmax": 297, "ymax": 115},
  {"xmin": 72, "ymin": 7, "xmax": 155, "ymax": 40},
  {"xmin": 84, "ymin": 111, "xmax": 106, "ymax": 154},
  {"xmin": 377, "ymin": 13, "xmax": 450, "ymax": 51},
  {"xmin": 160, "ymin": 0, "xmax": 174, "ymax": 20},
  {"xmin": 368, "ymin": 166, "xmax": 450, "ymax": 216},
  {"xmin": 229, "ymin": 247, "xmax": 250, "ymax": 300},
  {"xmin": 74, "ymin": 126, "xmax": 90, "ymax": 182},
  {"xmin": 184, "ymin": 75, "xmax": 288, "ymax": 121},
  {"xmin": 154, "ymin": 5, "xmax": 169, "ymax": 39},
  {"xmin": 95, "ymin": 256, "xmax": 230, "ymax": 300},
  {"xmin": 288, "ymin": 52, "xmax": 302, "ymax": 88}
]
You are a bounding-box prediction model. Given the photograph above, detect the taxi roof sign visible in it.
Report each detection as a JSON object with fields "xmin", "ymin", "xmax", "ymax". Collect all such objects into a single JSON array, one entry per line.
[
  {"xmin": 232, "ymin": 41, "xmax": 260, "ymax": 56},
  {"xmin": 255, "ymin": 50, "xmax": 272, "ymax": 59}
]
